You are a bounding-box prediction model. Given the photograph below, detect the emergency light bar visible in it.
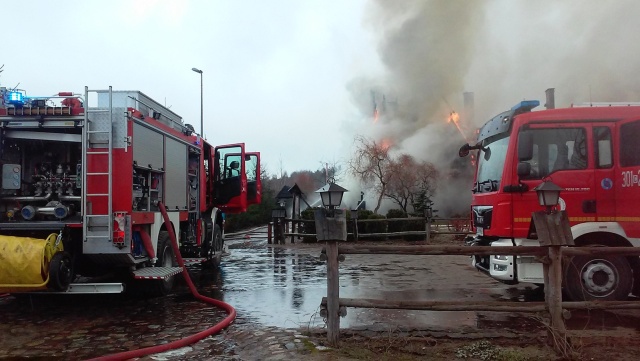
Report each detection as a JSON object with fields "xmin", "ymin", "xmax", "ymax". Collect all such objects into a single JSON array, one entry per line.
[{"xmin": 511, "ymin": 100, "xmax": 540, "ymax": 113}]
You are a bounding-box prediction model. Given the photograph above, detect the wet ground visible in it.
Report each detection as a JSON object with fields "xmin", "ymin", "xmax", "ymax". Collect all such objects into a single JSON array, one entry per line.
[{"xmin": 1, "ymin": 228, "xmax": 640, "ymax": 360}]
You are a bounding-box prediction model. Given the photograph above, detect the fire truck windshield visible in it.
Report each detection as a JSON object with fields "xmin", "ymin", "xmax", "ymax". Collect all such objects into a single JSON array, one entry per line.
[{"xmin": 474, "ymin": 135, "xmax": 509, "ymax": 193}]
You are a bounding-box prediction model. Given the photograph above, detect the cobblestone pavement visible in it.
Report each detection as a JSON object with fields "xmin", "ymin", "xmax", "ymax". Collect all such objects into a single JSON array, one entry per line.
[
  {"xmin": 0, "ymin": 233, "xmax": 550, "ymax": 360},
  {"xmin": 147, "ymin": 323, "xmax": 321, "ymax": 361},
  {"xmin": 0, "ymin": 292, "xmax": 324, "ymax": 360},
  {"xmin": 3, "ymin": 231, "xmax": 639, "ymax": 360}
]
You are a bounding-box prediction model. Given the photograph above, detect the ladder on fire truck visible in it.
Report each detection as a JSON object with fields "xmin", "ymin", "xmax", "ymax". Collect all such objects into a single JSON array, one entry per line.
[{"xmin": 82, "ymin": 86, "xmax": 113, "ymax": 244}]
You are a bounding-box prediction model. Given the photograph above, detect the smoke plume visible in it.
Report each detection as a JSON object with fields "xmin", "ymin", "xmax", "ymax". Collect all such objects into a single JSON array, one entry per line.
[{"xmin": 346, "ymin": 0, "xmax": 640, "ymax": 215}]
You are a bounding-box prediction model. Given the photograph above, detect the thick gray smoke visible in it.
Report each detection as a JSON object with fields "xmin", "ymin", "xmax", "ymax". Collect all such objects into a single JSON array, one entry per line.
[
  {"xmin": 345, "ymin": 0, "xmax": 485, "ymax": 215},
  {"xmin": 346, "ymin": 0, "xmax": 640, "ymax": 215}
]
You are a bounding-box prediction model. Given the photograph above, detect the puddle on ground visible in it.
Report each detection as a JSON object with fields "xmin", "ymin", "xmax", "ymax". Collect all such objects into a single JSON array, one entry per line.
[{"xmin": 180, "ymin": 229, "xmax": 640, "ymax": 333}]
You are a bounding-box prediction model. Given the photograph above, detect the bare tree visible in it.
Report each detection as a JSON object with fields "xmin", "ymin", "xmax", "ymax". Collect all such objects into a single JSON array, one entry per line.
[
  {"xmin": 385, "ymin": 154, "xmax": 417, "ymax": 214},
  {"xmin": 348, "ymin": 135, "xmax": 392, "ymax": 214},
  {"xmin": 411, "ymin": 161, "xmax": 439, "ymax": 214},
  {"xmin": 318, "ymin": 159, "xmax": 344, "ymax": 184},
  {"xmin": 385, "ymin": 155, "xmax": 439, "ymax": 214}
]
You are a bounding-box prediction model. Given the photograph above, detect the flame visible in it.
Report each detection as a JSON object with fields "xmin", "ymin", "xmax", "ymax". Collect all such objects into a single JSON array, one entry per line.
[
  {"xmin": 447, "ymin": 110, "xmax": 468, "ymax": 142},
  {"xmin": 380, "ymin": 138, "xmax": 393, "ymax": 150}
]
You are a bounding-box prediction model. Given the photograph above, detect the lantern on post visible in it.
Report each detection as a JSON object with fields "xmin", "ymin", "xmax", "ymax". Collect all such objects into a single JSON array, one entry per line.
[
  {"xmin": 314, "ymin": 180, "xmax": 348, "ymax": 347},
  {"xmin": 530, "ymin": 181, "xmax": 572, "ymax": 349},
  {"xmin": 316, "ymin": 182, "xmax": 348, "ymax": 214},
  {"xmin": 534, "ymin": 180, "xmax": 563, "ymax": 213}
]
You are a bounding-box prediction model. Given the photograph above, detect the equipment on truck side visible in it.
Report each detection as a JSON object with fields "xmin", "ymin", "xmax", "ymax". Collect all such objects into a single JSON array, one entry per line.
[
  {"xmin": 0, "ymin": 84, "xmax": 261, "ymax": 296},
  {"xmin": 459, "ymin": 98, "xmax": 640, "ymax": 301}
]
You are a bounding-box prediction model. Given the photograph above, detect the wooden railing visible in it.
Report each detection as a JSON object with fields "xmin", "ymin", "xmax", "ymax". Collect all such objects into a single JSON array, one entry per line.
[
  {"xmin": 268, "ymin": 217, "xmax": 472, "ymax": 244},
  {"xmin": 318, "ymin": 242, "xmax": 640, "ymax": 355}
]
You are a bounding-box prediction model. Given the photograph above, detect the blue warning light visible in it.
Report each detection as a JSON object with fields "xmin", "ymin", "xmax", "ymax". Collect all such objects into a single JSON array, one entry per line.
[{"xmin": 7, "ymin": 91, "xmax": 25, "ymax": 106}]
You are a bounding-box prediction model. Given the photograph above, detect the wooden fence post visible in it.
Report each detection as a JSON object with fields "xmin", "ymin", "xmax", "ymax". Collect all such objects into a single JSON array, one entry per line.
[
  {"xmin": 285, "ymin": 219, "xmax": 290, "ymax": 244},
  {"xmin": 425, "ymin": 216, "xmax": 431, "ymax": 242},
  {"xmin": 548, "ymin": 246, "xmax": 566, "ymax": 342},
  {"xmin": 315, "ymin": 209, "xmax": 347, "ymax": 347},
  {"xmin": 290, "ymin": 219, "xmax": 296, "ymax": 244},
  {"xmin": 326, "ymin": 240, "xmax": 340, "ymax": 346},
  {"xmin": 533, "ymin": 210, "xmax": 573, "ymax": 355},
  {"xmin": 351, "ymin": 210, "xmax": 359, "ymax": 242},
  {"xmin": 268, "ymin": 222, "xmax": 273, "ymax": 244}
]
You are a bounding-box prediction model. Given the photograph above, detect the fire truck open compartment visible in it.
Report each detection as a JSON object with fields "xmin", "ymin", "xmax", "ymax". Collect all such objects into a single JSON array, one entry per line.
[
  {"xmin": 0, "ymin": 84, "xmax": 261, "ymax": 295},
  {"xmin": 0, "ymin": 130, "xmax": 83, "ymax": 223}
]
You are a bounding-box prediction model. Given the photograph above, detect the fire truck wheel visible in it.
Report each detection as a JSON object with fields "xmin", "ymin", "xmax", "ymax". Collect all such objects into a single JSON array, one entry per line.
[
  {"xmin": 205, "ymin": 224, "xmax": 223, "ymax": 268},
  {"xmin": 48, "ymin": 252, "xmax": 73, "ymax": 291},
  {"xmin": 564, "ymin": 253, "xmax": 633, "ymax": 301},
  {"xmin": 153, "ymin": 231, "xmax": 177, "ymax": 296}
]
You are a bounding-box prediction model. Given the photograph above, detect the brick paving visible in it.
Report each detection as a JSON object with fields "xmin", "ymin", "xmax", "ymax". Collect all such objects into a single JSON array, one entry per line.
[{"xmin": 0, "ymin": 292, "xmax": 326, "ymax": 360}]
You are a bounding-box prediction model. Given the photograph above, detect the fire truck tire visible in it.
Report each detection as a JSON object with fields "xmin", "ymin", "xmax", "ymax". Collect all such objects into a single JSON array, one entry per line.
[
  {"xmin": 48, "ymin": 251, "xmax": 73, "ymax": 291},
  {"xmin": 151, "ymin": 231, "xmax": 177, "ymax": 296},
  {"xmin": 204, "ymin": 224, "xmax": 223, "ymax": 268},
  {"xmin": 563, "ymin": 253, "xmax": 633, "ymax": 301},
  {"xmin": 214, "ymin": 224, "xmax": 223, "ymax": 260}
]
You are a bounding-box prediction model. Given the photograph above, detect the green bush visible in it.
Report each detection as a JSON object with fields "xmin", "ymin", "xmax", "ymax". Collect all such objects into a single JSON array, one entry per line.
[
  {"xmin": 299, "ymin": 208, "xmax": 359, "ymax": 242},
  {"xmin": 386, "ymin": 209, "xmax": 407, "ymax": 238},
  {"xmin": 363, "ymin": 213, "xmax": 387, "ymax": 238},
  {"xmin": 225, "ymin": 189, "xmax": 275, "ymax": 233},
  {"xmin": 403, "ymin": 217, "xmax": 425, "ymax": 241},
  {"xmin": 300, "ymin": 208, "xmax": 319, "ymax": 243},
  {"xmin": 357, "ymin": 209, "xmax": 375, "ymax": 219}
]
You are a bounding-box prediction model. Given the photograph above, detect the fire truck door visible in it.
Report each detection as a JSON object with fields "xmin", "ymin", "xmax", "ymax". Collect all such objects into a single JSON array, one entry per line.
[
  {"xmin": 593, "ymin": 125, "xmax": 616, "ymax": 222},
  {"xmin": 615, "ymin": 118, "xmax": 640, "ymax": 238},
  {"xmin": 245, "ymin": 152, "xmax": 261, "ymax": 206},
  {"xmin": 214, "ymin": 143, "xmax": 248, "ymax": 213},
  {"xmin": 517, "ymin": 126, "xmax": 595, "ymax": 223}
]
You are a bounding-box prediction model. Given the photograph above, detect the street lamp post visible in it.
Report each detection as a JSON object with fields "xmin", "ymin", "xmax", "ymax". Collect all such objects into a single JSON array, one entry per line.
[{"xmin": 191, "ymin": 67, "xmax": 203, "ymax": 136}]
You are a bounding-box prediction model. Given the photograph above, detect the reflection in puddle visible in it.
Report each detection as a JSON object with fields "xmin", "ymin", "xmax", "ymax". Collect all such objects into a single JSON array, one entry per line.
[{"xmin": 188, "ymin": 235, "xmax": 640, "ymax": 334}]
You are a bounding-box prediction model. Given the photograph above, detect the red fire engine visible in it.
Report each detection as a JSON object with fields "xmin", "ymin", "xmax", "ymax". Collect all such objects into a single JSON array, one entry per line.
[
  {"xmin": 459, "ymin": 100, "xmax": 640, "ymax": 301},
  {"xmin": 0, "ymin": 85, "xmax": 261, "ymax": 296}
]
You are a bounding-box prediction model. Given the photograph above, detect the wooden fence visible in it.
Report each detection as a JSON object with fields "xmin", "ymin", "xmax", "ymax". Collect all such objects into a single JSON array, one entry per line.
[
  {"xmin": 268, "ymin": 217, "xmax": 472, "ymax": 244},
  {"xmin": 319, "ymin": 242, "xmax": 640, "ymax": 355}
]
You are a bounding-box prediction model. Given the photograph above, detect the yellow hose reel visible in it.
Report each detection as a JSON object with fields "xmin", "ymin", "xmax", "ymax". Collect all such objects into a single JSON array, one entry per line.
[{"xmin": 0, "ymin": 233, "xmax": 70, "ymax": 293}]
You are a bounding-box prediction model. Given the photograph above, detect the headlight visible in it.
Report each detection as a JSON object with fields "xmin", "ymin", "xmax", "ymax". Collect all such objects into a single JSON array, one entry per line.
[
  {"xmin": 494, "ymin": 255, "xmax": 508, "ymax": 261},
  {"xmin": 494, "ymin": 264, "xmax": 507, "ymax": 271}
]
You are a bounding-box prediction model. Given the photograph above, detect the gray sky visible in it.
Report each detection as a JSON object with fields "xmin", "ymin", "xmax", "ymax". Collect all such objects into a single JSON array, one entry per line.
[
  {"xmin": 4, "ymin": 0, "xmax": 640, "ymax": 188},
  {"xmin": 1, "ymin": 0, "xmax": 381, "ymax": 175}
]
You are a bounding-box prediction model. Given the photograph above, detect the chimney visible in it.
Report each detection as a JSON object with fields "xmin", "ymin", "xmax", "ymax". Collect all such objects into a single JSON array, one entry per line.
[{"xmin": 545, "ymin": 88, "xmax": 555, "ymax": 109}]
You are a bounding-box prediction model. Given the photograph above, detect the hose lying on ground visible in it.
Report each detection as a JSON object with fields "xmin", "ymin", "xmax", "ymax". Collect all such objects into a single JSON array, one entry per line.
[{"xmin": 88, "ymin": 202, "xmax": 236, "ymax": 361}]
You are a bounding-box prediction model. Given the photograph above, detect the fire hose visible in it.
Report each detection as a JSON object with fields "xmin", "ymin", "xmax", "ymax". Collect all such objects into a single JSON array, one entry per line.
[{"xmin": 87, "ymin": 202, "xmax": 236, "ymax": 361}]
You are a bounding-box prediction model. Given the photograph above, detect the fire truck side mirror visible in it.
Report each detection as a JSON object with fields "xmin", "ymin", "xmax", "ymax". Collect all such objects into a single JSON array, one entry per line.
[
  {"xmin": 517, "ymin": 162, "xmax": 531, "ymax": 178},
  {"xmin": 458, "ymin": 144, "xmax": 470, "ymax": 157},
  {"xmin": 517, "ymin": 131, "xmax": 533, "ymax": 161}
]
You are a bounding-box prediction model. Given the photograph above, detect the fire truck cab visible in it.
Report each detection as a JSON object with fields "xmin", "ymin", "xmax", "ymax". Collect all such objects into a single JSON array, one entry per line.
[
  {"xmin": 0, "ymin": 86, "xmax": 261, "ymax": 295},
  {"xmin": 460, "ymin": 100, "xmax": 640, "ymax": 301}
]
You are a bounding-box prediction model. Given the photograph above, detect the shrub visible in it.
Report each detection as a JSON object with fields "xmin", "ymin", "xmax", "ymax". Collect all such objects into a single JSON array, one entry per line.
[
  {"xmin": 362, "ymin": 213, "xmax": 387, "ymax": 239},
  {"xmin": 298, "ymin": 208, "xmax": 358, "ymax": 242},
  {"xmin": 403, "ymin": 217, "xmax": 425, "ymax": 241},
  {"xmin": 386, "ymin": 209, "xmax": 407, "ymax": 239},
  {"xmin": 300, "ymin": 208, "xmax": 319, "ymax": 243}
]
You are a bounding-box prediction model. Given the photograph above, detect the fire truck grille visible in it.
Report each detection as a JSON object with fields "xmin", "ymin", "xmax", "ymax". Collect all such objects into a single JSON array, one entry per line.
[{"xmin": 473, "ymin": 206, "xmax": 493, "ymax": 229}]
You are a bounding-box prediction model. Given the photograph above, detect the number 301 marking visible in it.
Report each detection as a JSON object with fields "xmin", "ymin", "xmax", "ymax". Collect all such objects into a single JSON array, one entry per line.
[{"xmin": 621, "ymin": 171, "xmax": 640, "ymax": 187}]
